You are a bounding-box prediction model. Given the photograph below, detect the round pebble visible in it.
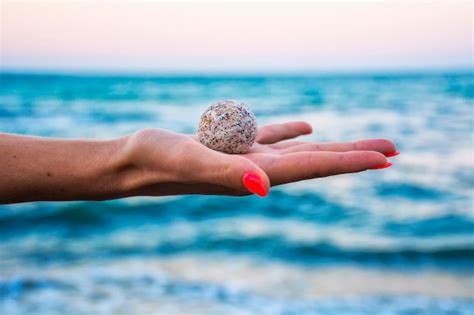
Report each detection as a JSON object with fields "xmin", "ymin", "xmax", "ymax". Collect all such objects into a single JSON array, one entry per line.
[{"xmin": 198, "ymin": 100, "xmax": 257, "ymax": 154}]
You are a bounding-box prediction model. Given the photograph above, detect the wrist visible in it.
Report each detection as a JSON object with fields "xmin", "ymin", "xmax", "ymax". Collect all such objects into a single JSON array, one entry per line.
[
  {"xmin": 102, "ymin": 134, "xmax": 146, "ymax": 199},
  {"xmin": 107, "ymin": 128, "xmax": 195, "ymax": 199},
  {"xmin": 108, "ymin": 131, "xmax": 171, "ymax": 198}
]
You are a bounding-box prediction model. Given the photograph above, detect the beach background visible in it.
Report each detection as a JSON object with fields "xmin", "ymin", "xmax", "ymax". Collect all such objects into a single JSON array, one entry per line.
[{"xmin": 1, "ymin": 1, "xmax": 473, "ymax": 314}]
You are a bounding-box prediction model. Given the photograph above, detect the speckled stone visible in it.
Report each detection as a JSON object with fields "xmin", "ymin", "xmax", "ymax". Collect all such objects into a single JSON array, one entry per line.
[{"xmin": 198, "ymin": 100, "xmax": 257, "ymax": 154}]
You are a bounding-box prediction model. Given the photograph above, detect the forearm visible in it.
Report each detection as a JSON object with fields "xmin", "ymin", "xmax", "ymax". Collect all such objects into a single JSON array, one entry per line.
[{"xmin": 0, "ymin": 133, "xmax": 137, "ymax": 204}]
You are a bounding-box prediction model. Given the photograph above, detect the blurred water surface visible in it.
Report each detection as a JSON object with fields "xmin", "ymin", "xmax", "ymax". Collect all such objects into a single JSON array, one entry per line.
[{"xmin": 0, "ymin": 72, "xmax": 473, "ymax": 314}]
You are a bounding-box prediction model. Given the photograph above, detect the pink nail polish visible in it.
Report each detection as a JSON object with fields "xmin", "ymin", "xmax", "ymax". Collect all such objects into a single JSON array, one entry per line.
[
  {"xmin": 242, "ymin": 172, "xmax": 268, "ymax": 197},
  {"xmin": 384, "ymin": 151, "xmax": 400, "ymax": 157},
  {"xmin": 369, "ymin": 162, "xmax": 393, "ymax": 170}
]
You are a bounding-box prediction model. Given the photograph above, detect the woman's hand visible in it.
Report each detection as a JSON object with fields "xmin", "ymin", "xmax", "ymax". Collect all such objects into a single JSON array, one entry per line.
[
  {"xmin": 0, "ymin": 121, "xmax": 397, "ymax": 203},
  {"xmin": 122, "ymin": 121, "xmax": 397, "ymax": 197}
]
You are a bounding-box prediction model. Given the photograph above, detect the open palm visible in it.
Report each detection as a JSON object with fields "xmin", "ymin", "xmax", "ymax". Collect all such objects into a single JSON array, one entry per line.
[{"xmin": 126, "ymin": 121, "xmax": 397, "ymax": 197}]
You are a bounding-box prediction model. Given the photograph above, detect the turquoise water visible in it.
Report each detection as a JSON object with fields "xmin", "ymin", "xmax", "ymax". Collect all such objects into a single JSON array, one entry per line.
[{"xmin": 0, "ymin": 72, "xmax": 473, "ymax": 314}]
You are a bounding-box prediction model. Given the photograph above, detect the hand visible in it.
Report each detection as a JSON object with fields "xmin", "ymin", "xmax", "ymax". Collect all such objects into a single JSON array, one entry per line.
[
  {"xmin": 0, "ymin": 122, "xmax": 397, "ymax": 203},
  {"xmin": 123, "ymin": 121, "xmax": 397, "ymax": 197}
]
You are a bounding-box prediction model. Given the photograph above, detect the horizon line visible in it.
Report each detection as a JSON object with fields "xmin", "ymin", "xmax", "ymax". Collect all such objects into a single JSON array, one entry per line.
[{"xmin": 1, "ymin": 66, "xmax": 472, "ymax": 78}]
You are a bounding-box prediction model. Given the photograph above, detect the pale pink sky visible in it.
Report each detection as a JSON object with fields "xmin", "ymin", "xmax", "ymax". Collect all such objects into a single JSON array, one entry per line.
[{"xmin": 1, "ymin": 1, "xmax": 472, "ymax": 73}]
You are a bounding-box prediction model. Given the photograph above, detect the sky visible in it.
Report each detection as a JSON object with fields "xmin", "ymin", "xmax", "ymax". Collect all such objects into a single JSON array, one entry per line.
[{"xmin": 1, "ymin": 0, "xmax": 472, "ymax": 73}]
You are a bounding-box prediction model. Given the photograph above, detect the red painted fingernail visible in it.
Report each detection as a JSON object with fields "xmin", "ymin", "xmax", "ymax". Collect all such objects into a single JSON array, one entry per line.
[
  {"xmin": 384, "ymin": 151, "xmax": 400, "ymax": 157},
  {"xmin": 369, "ymin": 162, "xmax": 393, "ymax": 170},
  {"xmin": 242, "ymin": 172, "xmax": 268, "ymax": 197}
]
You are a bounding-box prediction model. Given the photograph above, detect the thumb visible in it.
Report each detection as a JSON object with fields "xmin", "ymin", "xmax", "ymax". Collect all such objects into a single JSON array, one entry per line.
[{"xmin": 206, "ymin": 154, "xmax": 270, "ymax": 197}]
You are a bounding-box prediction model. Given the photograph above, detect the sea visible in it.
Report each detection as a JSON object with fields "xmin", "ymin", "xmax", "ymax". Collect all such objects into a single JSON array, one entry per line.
[{"xmin": 0, "ymin": 71, "xmax": 473, "ymax": 315}]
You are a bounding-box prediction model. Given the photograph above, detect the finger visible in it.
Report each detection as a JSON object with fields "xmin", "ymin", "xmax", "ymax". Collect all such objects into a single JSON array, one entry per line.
[
  {"xmin": 187, "ymin": 147, "xmax": 271, "ymax": 197},
  {"xmin": 269, "ymin": 140, "xmax": 306, "ymax": 149},
  {"xmin": 212, "ymin": 154, "xmax": 271, "ymax": 197},
  {"xmin": 280, "ymin": 139, "xmax": 397, "ymax": 155},
  {"xmin": 253, "ymin": 151, "xmax": 388, "ymax": 186},
  {"xmin": 133, "ymin": 182, "xmax": 249, "ymax": 197},
  {"xmin": 256, "ymin": 121, "xmax": 312, "ymax": 144}
]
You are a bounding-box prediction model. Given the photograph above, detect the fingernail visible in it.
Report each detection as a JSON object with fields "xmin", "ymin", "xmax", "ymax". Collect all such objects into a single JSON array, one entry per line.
[
  {"xmin": 369, "ymin": 162, "xmax": 393, "ymax": 170},
  {"xmin": 384, "ymin": 151, "xmax": 400, "ymax": 157},
  {"xmin": 242, "ymin": 172, "xmax": 268, "ymax": 197}
]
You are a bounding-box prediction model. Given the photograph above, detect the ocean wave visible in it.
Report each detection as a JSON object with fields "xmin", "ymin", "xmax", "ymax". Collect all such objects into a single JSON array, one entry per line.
[
  {"xmin": 1, "ymin": 256, "xmax": 473, "ymax": 315},
  {"xmin": 1, "ymin": 210, "xmax": 472, "ymax": 269}
]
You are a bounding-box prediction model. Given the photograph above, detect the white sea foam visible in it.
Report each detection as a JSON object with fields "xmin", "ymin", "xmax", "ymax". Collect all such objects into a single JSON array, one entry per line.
[{"xmin": 1, "ymin": 254, "xmax": 472, "ymax": 315}]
